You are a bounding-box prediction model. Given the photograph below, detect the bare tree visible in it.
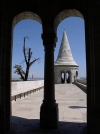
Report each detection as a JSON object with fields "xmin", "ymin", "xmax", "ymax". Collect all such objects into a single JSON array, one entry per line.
[{"xmin": 14, "ymin": 37, "xmax": 40, "ymax": 81}]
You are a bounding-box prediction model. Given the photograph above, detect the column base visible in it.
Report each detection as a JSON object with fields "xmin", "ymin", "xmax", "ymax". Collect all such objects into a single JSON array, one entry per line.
[
  {"xmin": 0, "ymin": 105, "xmax": 5, "ymax": 133},
  {"xmin": 40, "ymin": 102, "xmax": 59, "ymax": 129}
]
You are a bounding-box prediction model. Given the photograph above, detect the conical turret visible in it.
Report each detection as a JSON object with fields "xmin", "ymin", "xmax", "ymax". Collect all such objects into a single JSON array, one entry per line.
[{"xmin": 55, "ymin": 29, "xmax": 78, "ymax": 66}]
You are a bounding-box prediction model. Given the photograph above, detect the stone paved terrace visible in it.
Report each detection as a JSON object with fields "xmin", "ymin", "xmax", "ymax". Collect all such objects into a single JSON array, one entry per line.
[{"xmin": 7, "ymin": 84, "xmax": 87, "ymax": 134}]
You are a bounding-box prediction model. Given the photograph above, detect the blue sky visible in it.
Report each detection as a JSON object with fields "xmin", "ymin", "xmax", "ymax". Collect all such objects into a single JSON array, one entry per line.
[{"xmin": 12, "ymin": 17, "xmax": 86, "ymax": 79}]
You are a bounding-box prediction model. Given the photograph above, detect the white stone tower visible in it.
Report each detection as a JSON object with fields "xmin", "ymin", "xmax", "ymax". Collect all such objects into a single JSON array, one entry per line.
[{"xmin": 54, "ymin": 29, "xmax": 79, "ymax": 84}]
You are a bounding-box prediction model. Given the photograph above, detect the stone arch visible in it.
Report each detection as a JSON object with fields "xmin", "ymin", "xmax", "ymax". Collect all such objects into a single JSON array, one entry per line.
[
  {"xmin": 61, "ymin": 71, "xmax": 65, "ymax": 83},
  {"xmin": 66, "ymin": 71, "xmax": 71, "ymax": 83},
  {"xmin": 76, "ymin": 71, "xmax": 78, "ymax": 77},
  {"xmin": 11, "ymin": 11, "xmax": 42, "ymax": 58},
  {"xmin": 54, "ymin": 9, "xmax": 84, "ymax": 31},
  {"xmin": 12, "ymin": 11, "xmax": 42, "ymax": 29},
  {"xmin": 11, "ymin": 11, "xmax": 43, "ymax": 118}
]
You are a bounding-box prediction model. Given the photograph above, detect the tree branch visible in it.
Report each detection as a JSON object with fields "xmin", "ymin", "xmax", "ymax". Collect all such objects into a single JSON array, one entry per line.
[
  {"xmin": 14, "ymin": 65, "xmax": 25, "ymax": 80},
  {"xmin": 29, "ymin": 58, "xmax": 40, "ymax": 67}
]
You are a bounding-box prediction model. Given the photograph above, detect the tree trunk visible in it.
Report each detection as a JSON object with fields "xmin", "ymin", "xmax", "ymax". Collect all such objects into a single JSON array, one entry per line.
[{"xmin": 24, "ymin": 63, "xmax": 29, "ymax": 81}]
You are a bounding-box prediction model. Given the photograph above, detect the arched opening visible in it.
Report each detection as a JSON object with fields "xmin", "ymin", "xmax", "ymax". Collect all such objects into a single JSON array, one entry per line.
[
  {"xmin": 66, "ymin": 71, "xmax": 70, "ymax": 83},
  {"xmin": 76, "ymin": 71, "xmax": 78, "ymax": 77},
  {"xmin": 12, "ymin": 11, "xmax": 42, "ymax": 29},
  {"xmin": 54, "ymin": 9, "xmax": 84, "ymax": 31},
  {"xmin": 11, "ymin": 11, "xmax": 43, "ymax": 131},
  {"xmin": 54, "ymin": 9, "xmax": 87, "ymax": 132},
  {"xmin": 61, "ymin": 72, "xmax": 65, "ymax": 83},
  {"xmin": 12, "ymin": 12, "xmax": 43, "ymax": 80},
  {"xmin": 54, "ymin": 9, "xmax": 86, "ymax": 80}
]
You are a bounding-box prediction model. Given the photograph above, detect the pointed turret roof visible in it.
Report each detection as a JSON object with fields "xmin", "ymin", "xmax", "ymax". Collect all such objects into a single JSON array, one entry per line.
[{"xmin": 55, "ymin": 29, "xmax": 78, "ymax": 66}]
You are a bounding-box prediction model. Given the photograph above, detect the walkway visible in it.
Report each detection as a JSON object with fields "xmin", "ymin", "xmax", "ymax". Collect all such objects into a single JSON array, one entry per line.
[{"xmin": 7, "ymin": 84, "xmax": 87, "ymax": 134}]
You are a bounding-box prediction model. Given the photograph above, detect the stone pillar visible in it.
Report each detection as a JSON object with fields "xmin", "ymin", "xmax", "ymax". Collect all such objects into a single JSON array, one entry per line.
[
  {"xmin": 40, "ymin": 31, "xmax": 58, "ymax": 129},
  {"xmin": 70, "ymin": 71, "xmax": 72, "ymax": 83},
  {"xmin": 0, "ymin": 9, "xmax": 5, "ymax": 133},
  {"xmin": 85, "ymin": 2, "xmax": 100, "ymax": 133},
  {"xmin": 0, "ymin": 9, "xmax": 12, "ymax": 133},
  {"xmin": 0, "ymin": 105, "xmax": 5, "ymax": 133},
  {"xmin": 64, "ymin": 72, "xmax": 66, "ymax": 83}
]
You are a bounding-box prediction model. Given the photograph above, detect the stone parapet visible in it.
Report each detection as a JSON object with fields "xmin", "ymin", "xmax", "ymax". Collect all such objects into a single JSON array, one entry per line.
[
  {"xmin": 76, "ymin": 79, "xmax": 87, "ymax": 85},
  {"xmin": 75, "ymin": 79, "xmax": 87, "ymax": 91},
  {"xmin": 11, "ymin": 80, "xmax": 44, "ymax": 101}
]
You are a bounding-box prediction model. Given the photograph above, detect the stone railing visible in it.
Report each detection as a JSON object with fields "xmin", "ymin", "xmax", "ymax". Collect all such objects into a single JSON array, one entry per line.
[
  {"xmin": 75, "ymin": 78, "xmax": 87, "ymax": 91},
  {"xmin": 11, "ymin": 80, "xmax": 44, "ymax": 101}
]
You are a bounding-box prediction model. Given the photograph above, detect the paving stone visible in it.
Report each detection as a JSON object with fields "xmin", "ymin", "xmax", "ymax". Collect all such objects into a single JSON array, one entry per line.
[{"xmin": 7, "ymin": 84, "xmax": 87, "ymax": 134}]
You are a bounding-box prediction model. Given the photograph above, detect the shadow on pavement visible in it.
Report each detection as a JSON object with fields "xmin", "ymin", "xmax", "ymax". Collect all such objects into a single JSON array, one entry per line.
[
  {"xmin": 6, "ymin": 116, "xmax": 87, "ymax": 134},
  {"xmin": 69, "ymin": 106, "xmax": 87, "ymax": 109}
]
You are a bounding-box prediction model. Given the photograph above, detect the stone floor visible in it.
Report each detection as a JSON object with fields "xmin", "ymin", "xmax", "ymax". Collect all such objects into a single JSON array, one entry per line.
[{"xmin": 7, "ymin": 84, "xmax": 87, "ymax": 134}]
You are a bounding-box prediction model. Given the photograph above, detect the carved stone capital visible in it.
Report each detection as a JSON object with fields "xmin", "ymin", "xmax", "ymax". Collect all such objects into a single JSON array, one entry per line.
[{"xmin": 41, "ymin": 32, "xmax": 57, "ymax": 47}]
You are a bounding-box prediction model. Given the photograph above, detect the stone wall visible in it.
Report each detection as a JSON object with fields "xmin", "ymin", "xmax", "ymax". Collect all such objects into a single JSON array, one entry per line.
[
  {"xmin": 76, "ymin": 79, "xmax": 87, "ymax": 85},
  {"xmin": 11, "ymin": 80, "xmax": 44, "ymax": 101},
  {"xmin": 54, "ymin": 65, "xmax": 79, "ymax": 84},
  {"xmin": 75, "ymin": 79, "xmax": 87, "ymax": 91}
]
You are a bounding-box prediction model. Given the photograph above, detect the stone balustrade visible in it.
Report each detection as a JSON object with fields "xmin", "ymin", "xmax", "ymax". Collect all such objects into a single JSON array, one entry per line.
[
  {"xmin": 11, "ymin": 80, "xmax": 44, "ymax": 101},
  {"xmin": 75, "ymin": 78, "xmax": 87, "ymax": 91}
]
